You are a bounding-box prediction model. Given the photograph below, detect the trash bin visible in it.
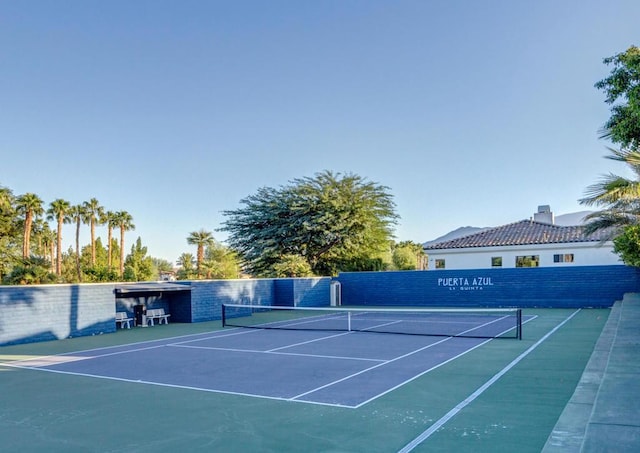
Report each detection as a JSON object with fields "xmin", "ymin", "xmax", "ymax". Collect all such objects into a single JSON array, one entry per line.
[{"xmin": 134, "ymin": 305, "xmax": 146, "ymax": 327}]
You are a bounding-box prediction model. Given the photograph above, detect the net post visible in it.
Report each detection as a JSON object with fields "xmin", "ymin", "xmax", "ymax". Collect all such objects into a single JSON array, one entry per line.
[
  {"xmin": 348, "ymin": 311, "xmax": 352, "ymax": 332},
  {"xmin": 221, "ymin": 304, "xmax": 227, "ymax": 327},
  {"xmin": 517, "ymin": 309, "xmax": 522, "ymax": 340}
]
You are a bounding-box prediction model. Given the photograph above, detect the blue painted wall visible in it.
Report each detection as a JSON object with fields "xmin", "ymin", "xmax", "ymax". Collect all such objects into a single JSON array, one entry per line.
[
  {"xmin": 0, "ymin": 277, "xmax": 332, "ymax": 346},
  {"xmin": 0, "ymin": 284, "xmax": 116, "ymax": 346},
  {"xmin": 336, "ymin": 265, "xmax": 640, "ymax": 308},
  {"xmin": 8, "ymin": 267, "xmax": 633, "ymax": 347},
  {"xmin": 189, "ymin": 279, "xmax": 276, "ymax": 322},
  {"xmin": 273, "ymin": 278, "xmax": 331, "ymax": 307}
]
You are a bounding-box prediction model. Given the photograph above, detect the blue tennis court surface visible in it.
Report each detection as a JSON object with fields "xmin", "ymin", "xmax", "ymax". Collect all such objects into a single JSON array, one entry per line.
[{"xmin": 9, "ymin": 326, "xmax": 512, "ymax": 408}]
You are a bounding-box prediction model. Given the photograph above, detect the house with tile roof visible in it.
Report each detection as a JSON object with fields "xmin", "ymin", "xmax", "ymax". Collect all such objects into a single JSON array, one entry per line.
[{"xmin": 424, "ymin": 206, "xmax": 620, "ymax": 270}]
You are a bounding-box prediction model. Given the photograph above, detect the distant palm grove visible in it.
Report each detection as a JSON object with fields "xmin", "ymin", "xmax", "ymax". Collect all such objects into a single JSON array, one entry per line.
[
  {"xmin": 0, "ymin": 176, "xmax": 427, "ymax": 285},
  {"xmin": 0, "ymin": 188, "xmax": 241, "ymax": 285}
]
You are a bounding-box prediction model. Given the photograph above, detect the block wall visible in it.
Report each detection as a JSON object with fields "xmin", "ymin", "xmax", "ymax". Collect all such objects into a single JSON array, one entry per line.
[
  {"xmin": 272, "ymin": 278, "xmax": 331, "ymax": 307},
  {"xmin": 336, "ymin": 265, "xmax": 640, "ymax": 308},
  {"xmin": 0, "ymin": 284, "xmax": 116, "ymax": 346},
  {"xmin": 188, "ymin": 279, "xmax": 276, "ymax": 322}
]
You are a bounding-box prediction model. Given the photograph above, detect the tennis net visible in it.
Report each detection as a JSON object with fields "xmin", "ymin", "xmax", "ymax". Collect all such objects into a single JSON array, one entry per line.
[{"xmin": 221, "ymin": 304, "xmax": 523, "ymax": 339}]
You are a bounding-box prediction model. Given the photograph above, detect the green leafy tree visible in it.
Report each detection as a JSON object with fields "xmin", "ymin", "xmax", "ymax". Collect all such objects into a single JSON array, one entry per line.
[
  {"xmin": 124, "ymin": 237, "xmax": 154, "ymax": 281},
  {"xmin": 187, "ymin": 229, "xmax": 215, "ymax": 278},
  {"xmin": 77, "ymin": 238, "xmax": 118, "ymax": 282},
  {"xmin": 83, "ymin": 198, "xmax": 104, "ymax": 266},
  {"xmin": 0, "ymin": 186, "xmax": 15, "ymax": 237},
  {"xmin": 16, "ymin": 193, "xmax": 44, "ymax": 258},
  {"xmin": 595, "ymin": 46, "xmax": 640, "ymax": 150},
  {"xmin": 47, "ymin": 198, "xmax": 71, "ymax": 275},
  {"xmin": 221, "ymin": 171, "xmax": 398, "ymax": 276},
  {"xmin": 581, "ymin": 46, "xmax": 640, "ymax": 239},
  {"xmin": 392, "ymin": 241, "xmax": 427, "ymax": 270},
  {"xmin": 580, "ymin": 148, "xmax": 640, "ymax": 237},
  {"xmin": 2, "ymin": 256, "xmax": 56, "ymax": 285},
  {"xmin": 201, "ymin": 242, "xmax": 240, "ymax": 279},
  {"xmin": 0, "ymin": 186, "xmax": 18, "ymax": 280},
  {"xmin": 613, "ymin": 225, "xmax": 640, "ymax": 266},
  {"xmin": 271, "ymin": 254, "xmax": 314, "ymax": 277}
]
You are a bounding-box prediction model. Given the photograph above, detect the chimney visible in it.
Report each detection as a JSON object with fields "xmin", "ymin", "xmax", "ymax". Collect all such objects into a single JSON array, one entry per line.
[{"xmin": 533, "ymin": 205, "xmax": 554, "ymax": 224}]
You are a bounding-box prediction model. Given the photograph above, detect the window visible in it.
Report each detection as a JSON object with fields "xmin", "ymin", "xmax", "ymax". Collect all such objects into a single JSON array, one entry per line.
[
  {"xmin": 516, "ymin": 255, "xmax": 539, "ymax": 267},
  {"xmin": 554, "ymin": 254, "xmax": 574, "ymax": 263},
  {"xmin": 435, "ymin": 259, "xmax": 446, "ymax": 269},
  {"xmin": 491, "ymin": 257, "xmax": 502, "ymax": 267}
]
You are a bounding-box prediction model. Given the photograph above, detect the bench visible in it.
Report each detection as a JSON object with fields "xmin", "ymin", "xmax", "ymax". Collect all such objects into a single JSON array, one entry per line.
[
  {"xmin": 146, "ymin": 308, "xmax": 171, "ymax": 326},
  {"xmin": 115, "ymin": 312, "xmax": 133, "ymax": 329}
]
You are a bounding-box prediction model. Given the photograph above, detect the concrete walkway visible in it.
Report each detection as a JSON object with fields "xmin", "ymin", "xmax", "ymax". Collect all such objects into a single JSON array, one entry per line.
[{"xmin": 543, "ymin": 293, "xmax": 640, "ymax": 452}]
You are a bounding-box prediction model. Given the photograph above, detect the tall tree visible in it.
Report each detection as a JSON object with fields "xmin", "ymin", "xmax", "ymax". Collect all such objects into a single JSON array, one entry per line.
[
  {"xmin": 187, "ymin": 229, "xmax": 215, "ymax": 278},
  {"xmin": 0, "ymin": 186, "xmax": 18, "ymax": 280},
  {"xmin": 580, "ymin": 147, "xmax": 640, "ymax": 237},
  {"xmin": 114, "ymin": 211, "xmax": 135, "ymax": 277},
  {"xmin": 38, "ymin": 223, "xmax": 56, "ymax": 273},
  {"xmin": 0, "ymin": 186, "xmax": 14, "ymax": 235},
  {"xmin": 176, "ymin": 252, "xmax": 196, "ymax": 280},
  {"xmin": 16, "ymin": 193, "xmax": 44, "ymax": 259},
  {"xmin": 202, "ymin": 242, "xmax": 241, "ymax": 279},
  {"xmin": 123, "ymin": 237, "xmax": 154, "ymax": 281},
  {"xmin": 392, "ymin": 241, "xmax": 427, "ymax": 270},
  {"xmin": 595, "ymin": 46, "xmax": 640, "ymax": 150},
  {"xmin": 83, "ymin": 198, "xmax": 104, "ymax": 266},
  {"xmin": 103, "ymin": 211, "xmax": 117, "ymax": 271},
  {"xmin": 68, "ymin": 204, "xmax": 86, "ymax": 281},
  {"xmin": 221, "ymin": 171, "xmax": 398, "ymax": 276},
  {"xmin": 47, "ymin": 198, "xmax": 71, "ymax": 275}
]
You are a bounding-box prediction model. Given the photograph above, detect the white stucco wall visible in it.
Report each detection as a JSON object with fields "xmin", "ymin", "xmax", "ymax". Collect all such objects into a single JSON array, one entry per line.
[{"xmin": 427, "ymin": 241, "xmax": 620, "ymax": 270}]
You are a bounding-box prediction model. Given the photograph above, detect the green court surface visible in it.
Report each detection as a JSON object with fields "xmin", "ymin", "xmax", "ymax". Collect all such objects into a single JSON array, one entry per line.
[{"xmin": 0, "ymin": 308, "xmax": 608, "ymax": 452}]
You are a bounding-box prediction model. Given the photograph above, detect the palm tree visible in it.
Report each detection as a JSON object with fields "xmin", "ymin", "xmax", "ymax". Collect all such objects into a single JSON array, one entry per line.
[
  {"xmin": 176, "ymin": 252, "xmax": 196, "ymax": 279},
  {"xmin": 68, "ymin": 204, "xmax": 86, "ymax": 281},
  {"xmin": 16, "ymin": 193, "xmax": 44, "ymax": 258},
  {"xmin": 83, "ymin": 198, "xmax": 104, "ymax": 266},
  {"xmin": 102, "ymin": 211, "xmax": 118, "ymax": 271},
  {"xmin": 47, "ymin": 198, "xmax": 71, "ymax": 275},
  {"xmin": 114, "ymin": 211, "xmax": 135, "ymax": 277},
  {"xmin": 580, "ymin": 147, "xmax": 640, "ymax": 238},
  {"xmin": 187, "ymin": 230, "xmax": 215, "ymax": 278},
  {"xmin": 38, "ymin": 223, "xmax": 56, "ymax": 273}
]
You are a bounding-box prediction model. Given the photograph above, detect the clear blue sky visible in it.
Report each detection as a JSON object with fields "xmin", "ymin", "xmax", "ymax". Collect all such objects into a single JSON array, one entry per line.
[{"xmin": 1, "ymin": 1, "xmax": 638, "ymax": 264}]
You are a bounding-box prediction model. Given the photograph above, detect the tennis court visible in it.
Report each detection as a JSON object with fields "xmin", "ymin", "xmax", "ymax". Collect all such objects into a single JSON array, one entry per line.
[{"xmin": 0, "ymin": 307, "xmax": 612, "ymax": 452}]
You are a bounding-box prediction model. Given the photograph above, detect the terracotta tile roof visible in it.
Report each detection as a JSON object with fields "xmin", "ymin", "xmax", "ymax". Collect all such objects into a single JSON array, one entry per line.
[{"xmin": 424, "ymin": 220, "xmax": 609, "ymax": 250}]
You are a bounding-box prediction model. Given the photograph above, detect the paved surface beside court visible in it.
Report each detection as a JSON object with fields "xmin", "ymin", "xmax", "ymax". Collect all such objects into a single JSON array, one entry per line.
[{"xmin": 544, "ymin": 293, "xmax": 640, "ymax": 452}]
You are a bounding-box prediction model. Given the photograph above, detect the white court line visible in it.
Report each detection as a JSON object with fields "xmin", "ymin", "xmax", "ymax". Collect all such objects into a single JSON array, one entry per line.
[
  {"xmin": 354, "ymin": 313, "xmax": 539, "ymax": 408},
  {"xmin": 398, "ymin": 309, "xmax": 581, "ymax": 453},
  {"xmin": 2, "ymin": 313, "xmax": 542, "ymax": 410},
  {"xmin": 267, "ymin": 331, "xmax": 353, "ymax": 352},
  {"xmin": 0, "ymin": 364, "xmax": 358, "ymax": 408},
  {"xmin": 4, "ymin": 326, "xmax": 258, "ymax": 366},
  {"xmin": 168, "ymin": 343, "xmax": 385, "ymax": 362},
  {"xmin": 292, "ymin": 313, "xmax": 518, "ymax": 404},
  {"xmin": 291, "ymin": 337, "xmax": 453, "ymax": 401},
  {"xmin": 7, "ymin": 344, "xmax": 169, "ymax": 368}
]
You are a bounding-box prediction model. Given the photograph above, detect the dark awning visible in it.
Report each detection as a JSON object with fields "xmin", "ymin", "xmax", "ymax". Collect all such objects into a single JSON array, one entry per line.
[{"xmin": 115, "ymin": 282, "xmax": 192, "ymax": 296}]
